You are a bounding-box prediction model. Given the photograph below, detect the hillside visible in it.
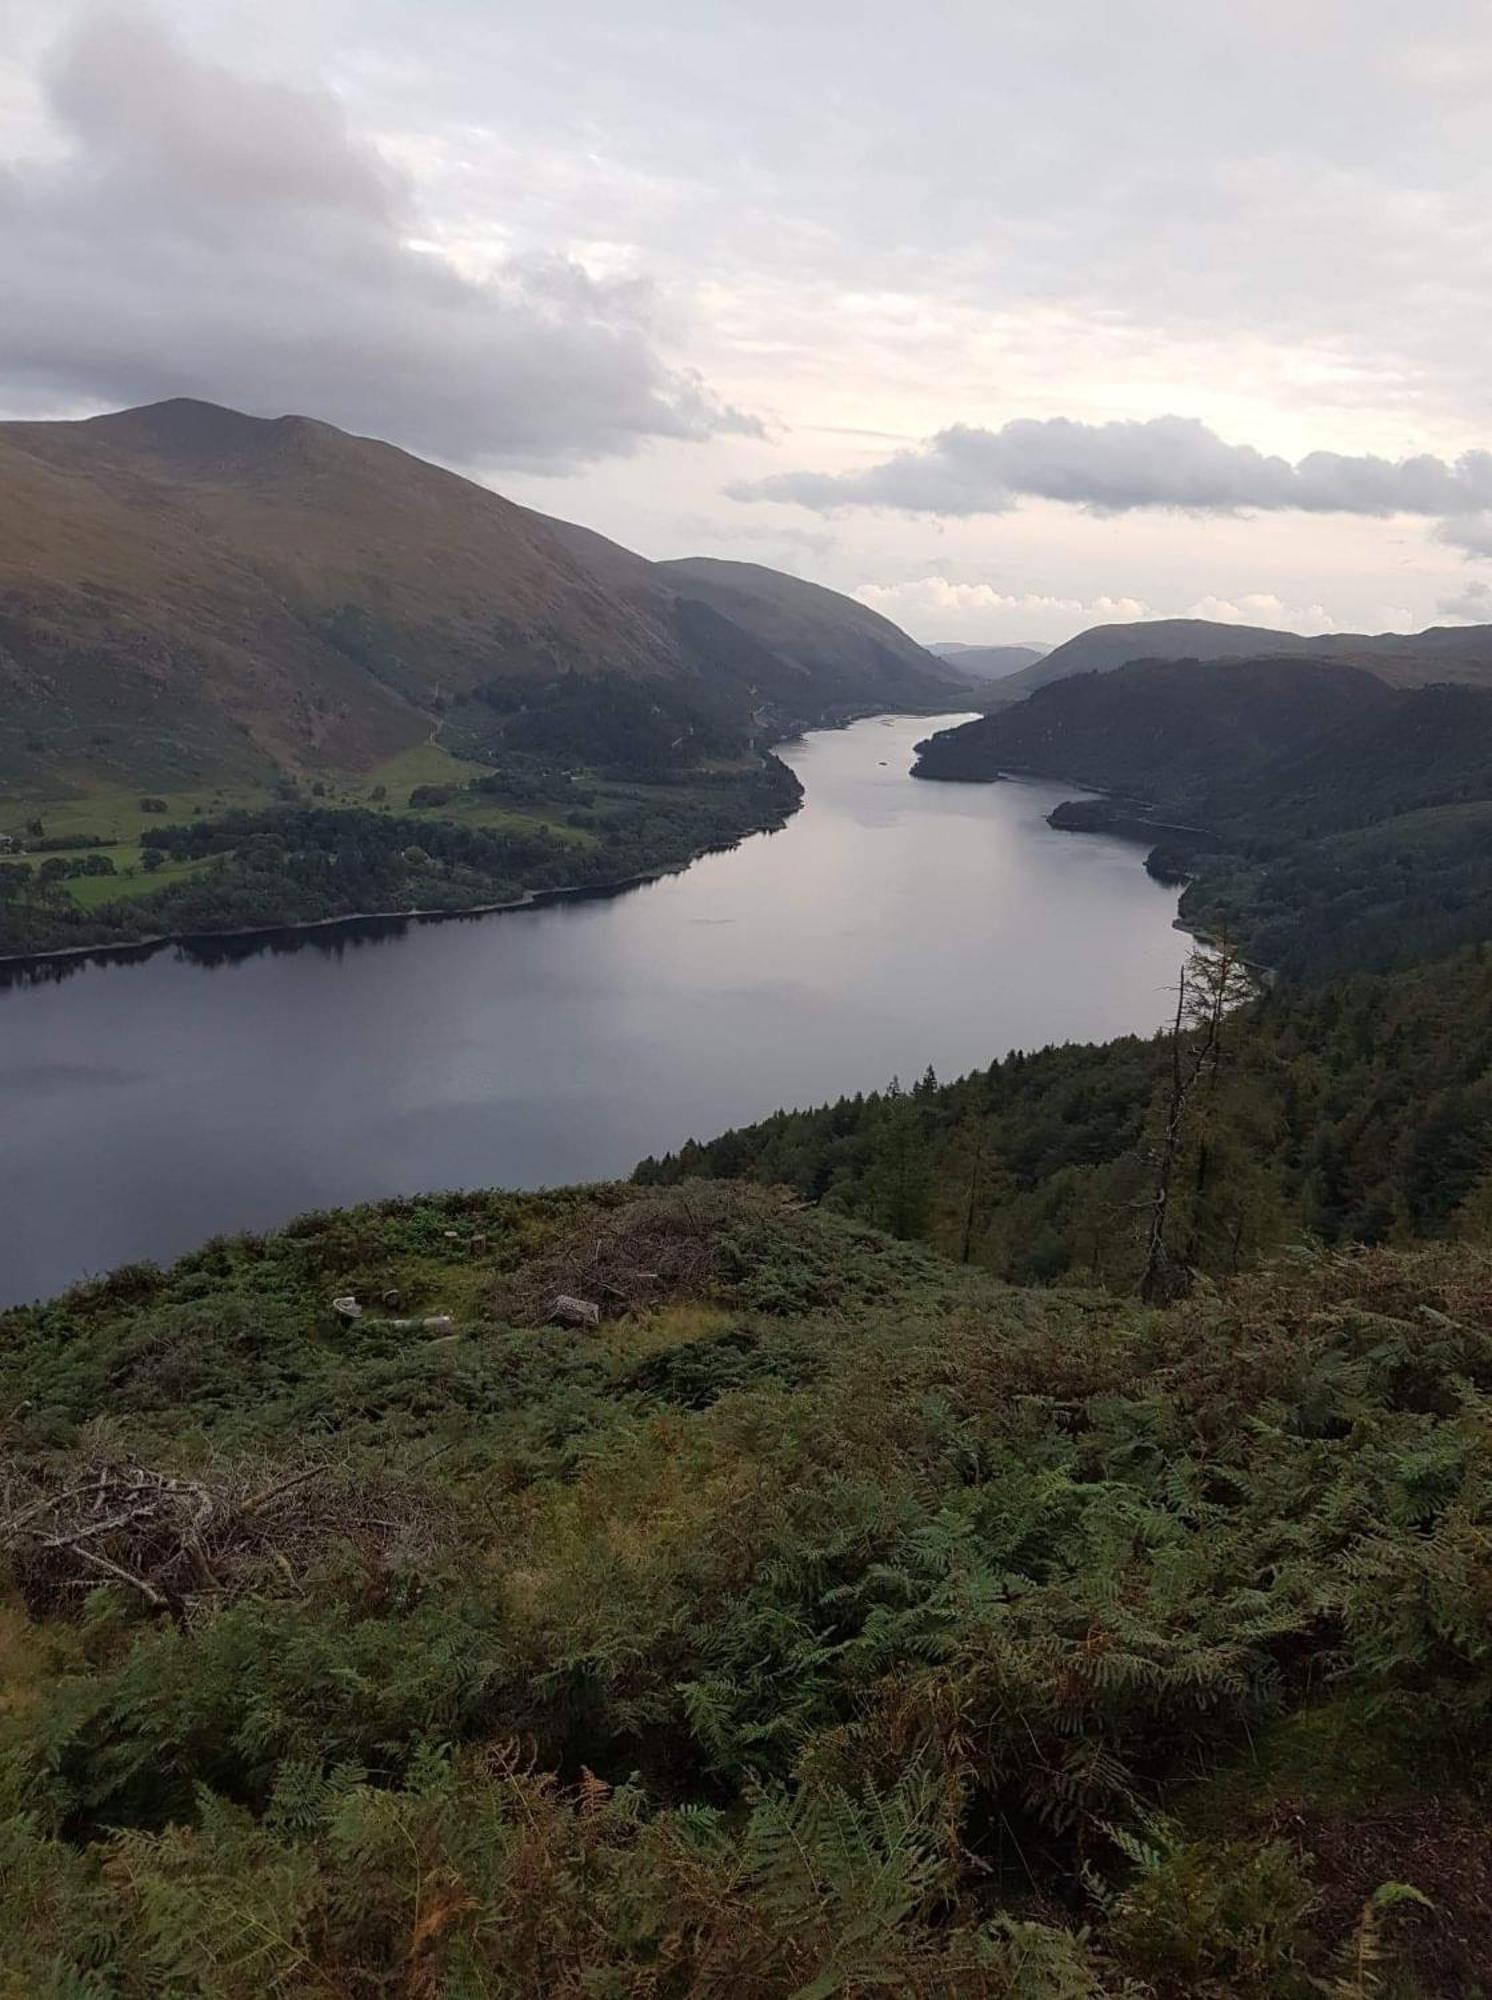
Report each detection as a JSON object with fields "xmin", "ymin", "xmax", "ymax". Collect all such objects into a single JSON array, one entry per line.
[
  {"xmin": 914, "ymin": 657, "xmax": 1492, "ymax": 976},
  {"xmin": 989, "ymin": 613, "xmax": 1492, "ymax": 702},
  {"xmin": 642, "ymin": 941, "xmax": 1492, "ymax": 1283},
  {"xmin": 657, "ymin": 557, "xmax": 970, "ymax": 714},
  {"xmin": 914, "ymin": 655, "xmax": 1492, "ymax": 841},
  {"xmin": 0, "ymin": 399, "xmax": 963, "ymax": 796},
  {"xmin": 913, "ymin": 657, "xmax": 1396, "ymax": 797},
  {"xmin": 3, "ymin": 1180, "xmax": 1490, "ymax": 1993}
]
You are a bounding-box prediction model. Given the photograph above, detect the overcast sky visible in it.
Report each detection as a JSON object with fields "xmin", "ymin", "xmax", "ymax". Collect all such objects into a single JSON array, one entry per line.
[{"xmin": 4, "ymin": 0, "xmax": 1492, "ymax": 642}]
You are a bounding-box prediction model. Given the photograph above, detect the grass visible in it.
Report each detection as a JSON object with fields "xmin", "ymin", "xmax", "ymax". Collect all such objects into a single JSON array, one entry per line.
[
  {"xmin": 0, "ymin": 782, "xmax": 266, "ymax": 848},
  {"xmin": 0, "ymin": 740, "xmax": 486, "ymax": 848},
  {"xmin": 11, "ymin": 738, "xmax": 599, "ymax": 913},
  {"xmin": 63, "ymin": 852, "xmax": 223, "ymax": 909},
  {"xmin": 352, "ymin": 739, "xmax": 483, "ymax": 799},
  {"xmin": 1180, "ymin": 1695, "xmax": 1434, "ymax": 1837}
]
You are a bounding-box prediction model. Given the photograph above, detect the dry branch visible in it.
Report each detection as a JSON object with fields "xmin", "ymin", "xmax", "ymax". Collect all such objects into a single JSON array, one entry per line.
[{"xmin": 0, "ymin": 1448, "xmax": 450, "ymax": 1622}]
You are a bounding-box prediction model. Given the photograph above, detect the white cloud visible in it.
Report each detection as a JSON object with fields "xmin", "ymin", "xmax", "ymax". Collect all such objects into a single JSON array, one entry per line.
[
  {"xmin": 854, "ymin": 577, "xmax": 1148, "ymax": 644},
  {"xmin": 0, "ymin": 6, "xmax": 756, "ymax": 467}
]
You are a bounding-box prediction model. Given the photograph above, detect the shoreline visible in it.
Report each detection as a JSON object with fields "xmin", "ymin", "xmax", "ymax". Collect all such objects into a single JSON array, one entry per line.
[
  {"xmin": 916, "ymin": 755, "xmax": 1252, "ymax": 968},
  {"xmin": 0, "ymin": 804, "xmax": 798, "ymax": 976},
  {"xmin": 0, "ymin": 706, "xmax": 974, "ymax": 977}
]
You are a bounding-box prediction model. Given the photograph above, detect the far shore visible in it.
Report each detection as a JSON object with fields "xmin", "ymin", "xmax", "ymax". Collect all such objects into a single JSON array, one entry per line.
[{"xmin": 0, "ymin": 813, "xmax": 796, "ymax": 977}]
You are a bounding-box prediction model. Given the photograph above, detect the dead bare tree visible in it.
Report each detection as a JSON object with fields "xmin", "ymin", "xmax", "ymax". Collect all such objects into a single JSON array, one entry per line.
[{"xmin": 1139, "ymin": 935, "xmax": 1252, "ymax": 1305}]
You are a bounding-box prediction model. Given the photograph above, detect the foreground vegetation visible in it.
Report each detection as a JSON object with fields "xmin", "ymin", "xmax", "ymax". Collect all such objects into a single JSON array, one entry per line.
[{"xmin": 3, "ymin": 1183, "xmax": 1489, "ymax": 1994}]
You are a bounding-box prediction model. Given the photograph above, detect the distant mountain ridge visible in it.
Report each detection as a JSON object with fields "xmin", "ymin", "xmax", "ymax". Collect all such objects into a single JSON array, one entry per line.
[
  {"xmin": 0, "ymin": 398, "xmax": 965, "ymax": 793},
  {"xmin": 989, "ymin": 614, "xmax": 1492, "ymax": 702},
  {"xmin": 927, "ymin": 641, "xmax": 1048, "ymax": 680}
]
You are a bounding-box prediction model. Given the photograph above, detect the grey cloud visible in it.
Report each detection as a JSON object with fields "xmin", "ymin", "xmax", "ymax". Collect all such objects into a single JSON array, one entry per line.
[
  {"xmin": 1437, "ymin": 514, "xmax": 1492, "ymax": 559},
  {"xmin": 343, "ymin": 2, "xmax": 1492, "ymax": 422},
  {"xmin": 0, "ymin": 7, "xmax": 758, "ymax": 467},
  {"xmin": 1438, "ymin": 580, "xmax": 1492, "ymax": 620},
  {"xmin": 48, "ymin": 9, "xmax": 398, "ymax": 218},
  {"xmin": 732, "ymin": 416, "xmax": 1492, "ymax": 528}
]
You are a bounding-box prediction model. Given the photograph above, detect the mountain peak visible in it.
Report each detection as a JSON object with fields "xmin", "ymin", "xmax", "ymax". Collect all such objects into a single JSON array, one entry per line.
[{"xmin": 68, "ymin": 397, "xmax": 336, "ymax": 472}]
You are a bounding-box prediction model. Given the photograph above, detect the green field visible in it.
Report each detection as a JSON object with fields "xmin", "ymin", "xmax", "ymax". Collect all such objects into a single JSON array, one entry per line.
[{"xmin": 2, "ymin": 737, "xmax": 602, "ymax": 916}]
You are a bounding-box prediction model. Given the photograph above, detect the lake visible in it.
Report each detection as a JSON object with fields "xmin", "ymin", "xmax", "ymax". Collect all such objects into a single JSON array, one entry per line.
[{"xmin": 0, "ymin": 714, "xmax": 1184, "ymax": 1305}]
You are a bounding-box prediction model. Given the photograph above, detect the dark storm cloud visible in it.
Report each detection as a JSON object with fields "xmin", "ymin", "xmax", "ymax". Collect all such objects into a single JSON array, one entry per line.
[
  {"xmin": 0, "ymin": 9, "xmax": 758, "ymax": 467},
  {"xmin": 732, "ymin": 416, "xmax": 1492, "ymax": 532}
]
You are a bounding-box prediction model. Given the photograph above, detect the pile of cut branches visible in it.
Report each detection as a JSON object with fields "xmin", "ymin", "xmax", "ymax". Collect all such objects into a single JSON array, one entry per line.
[
  {"xmin": 490, "ymin": 1185, "xmax": 786, "ymax": 1325},
  {"xmin": 0, "ymin": 1449, "xmax": 448, "ymax": 1623}
]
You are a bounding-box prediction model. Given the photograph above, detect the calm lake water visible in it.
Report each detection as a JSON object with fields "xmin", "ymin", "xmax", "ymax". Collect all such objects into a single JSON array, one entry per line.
[{"xmin": 0, "ymin": 714, "xmax": 1184, "ymax": 1305}]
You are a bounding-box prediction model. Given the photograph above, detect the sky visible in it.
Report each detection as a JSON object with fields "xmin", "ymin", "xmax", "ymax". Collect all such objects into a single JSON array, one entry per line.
[{"xmin": 4, "ymin": 0, "xmax": 1492, "ymax": 643}]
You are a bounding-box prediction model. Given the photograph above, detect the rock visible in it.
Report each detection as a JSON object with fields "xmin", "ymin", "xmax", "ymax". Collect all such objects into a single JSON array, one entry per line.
[{"xmin": 551, "ymin": 1294, "xmax": 601, "ymax": 1327}]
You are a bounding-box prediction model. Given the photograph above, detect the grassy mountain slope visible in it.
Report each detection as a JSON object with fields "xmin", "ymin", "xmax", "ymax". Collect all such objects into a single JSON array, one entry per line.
[
  {"xmin": 658, "ymin": 556, "xmax": 970, "ymax": 714},
  {"xmin": 0, "ymin": 401, "xmax": 682, "ymax": 792},
  {"xmin": 0, "ymin": 399, "xmax": 962, "ymax": 798},
  {"xmin": 990, "ymin": 613, "xmax": 1492, "ymax": 702},
  {"xmin": 3, "ymin": 1181, "xmax": 1490, "ymax": 1993}
]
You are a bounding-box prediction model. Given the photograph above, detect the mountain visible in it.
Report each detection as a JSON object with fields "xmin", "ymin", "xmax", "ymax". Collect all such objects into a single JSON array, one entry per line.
[
  {"xmin": 988, "ymin": 613, "xmax": 1492, "ymax": 702},
  {"xmin": 0, "ymin": 398, "xmax": 964, "ymax": 793},
  {"xmin": 926, "ymin": 641, "xmax": 1048, "ymax": 679}
]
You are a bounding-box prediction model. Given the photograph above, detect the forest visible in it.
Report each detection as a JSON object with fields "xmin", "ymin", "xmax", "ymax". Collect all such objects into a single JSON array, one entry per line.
[{"xmin": 639, "ymin": 944, "xmax": 1492, "ymax": 1287}]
